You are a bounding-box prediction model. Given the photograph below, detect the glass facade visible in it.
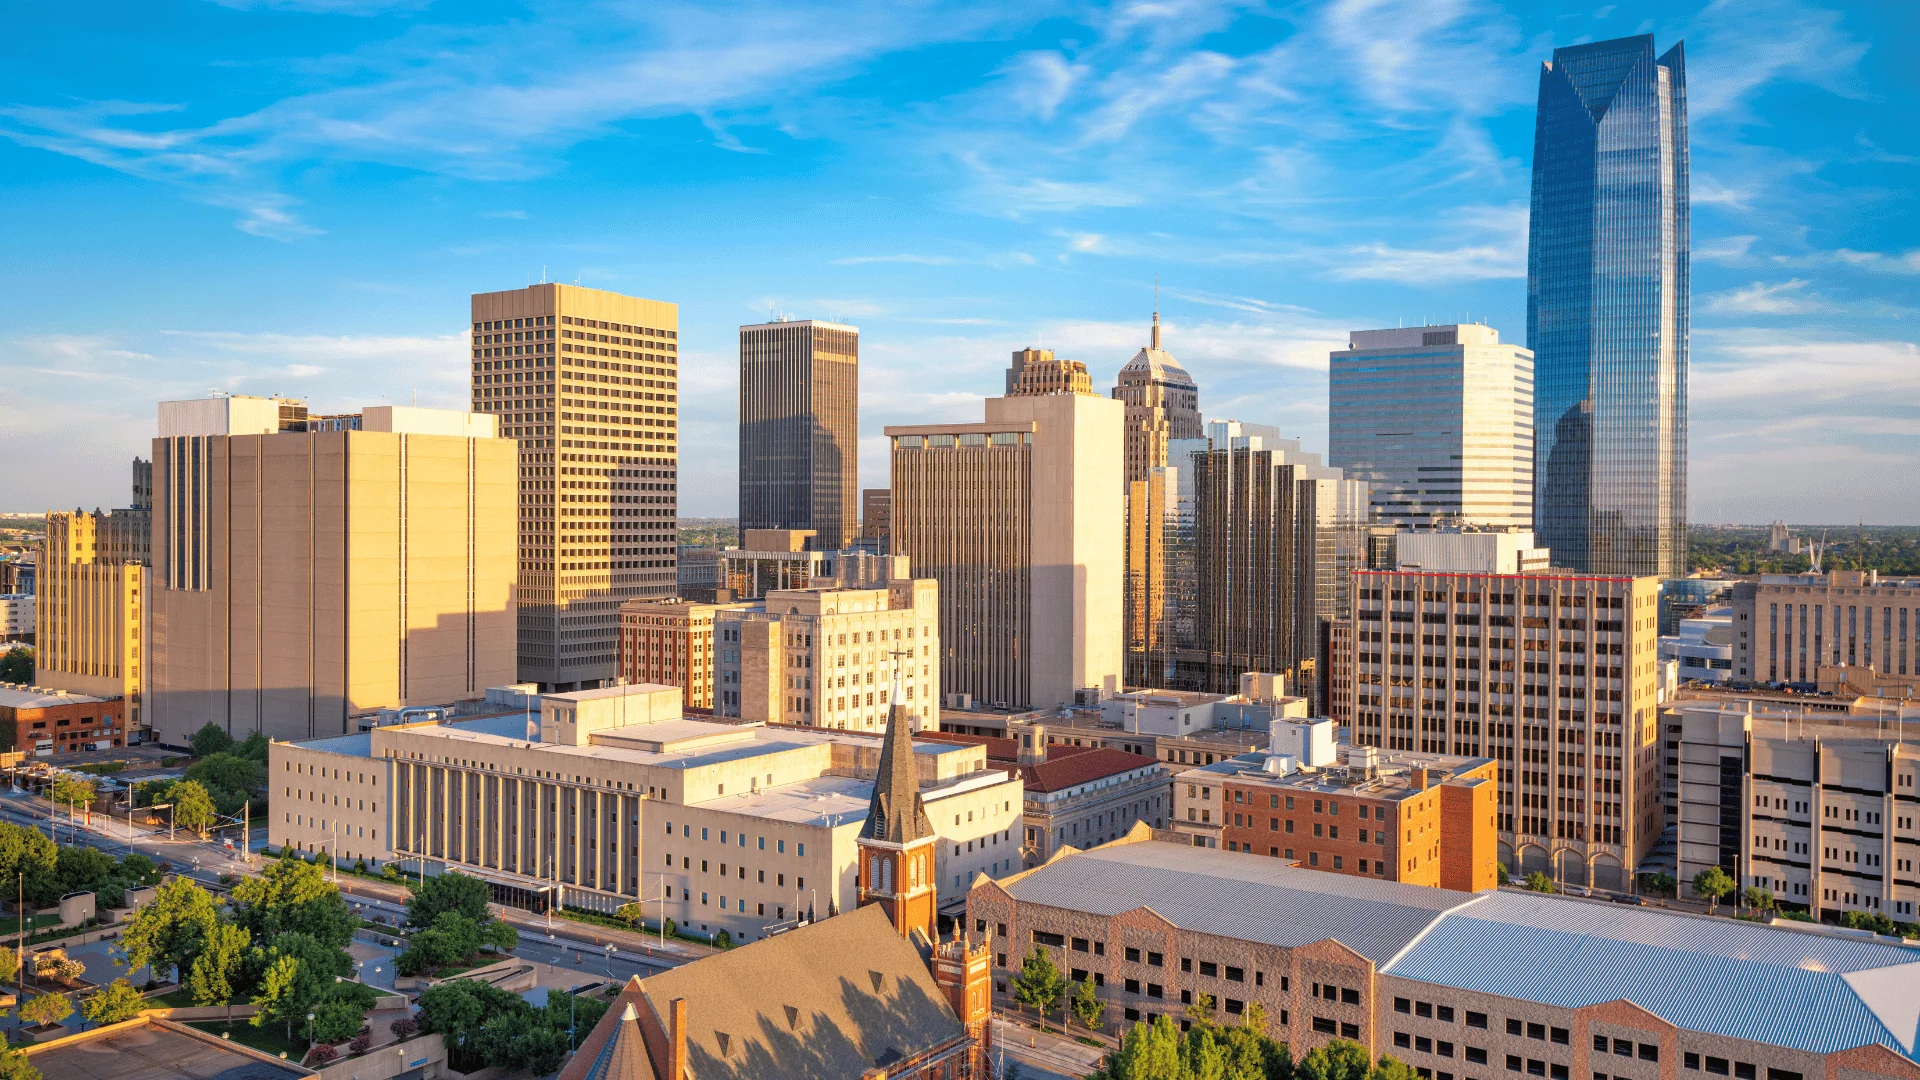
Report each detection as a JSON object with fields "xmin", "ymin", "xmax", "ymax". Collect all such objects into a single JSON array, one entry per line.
[{"xmin": 1528, "ymin": 35, "xmax": 1689, "ymax": 576}]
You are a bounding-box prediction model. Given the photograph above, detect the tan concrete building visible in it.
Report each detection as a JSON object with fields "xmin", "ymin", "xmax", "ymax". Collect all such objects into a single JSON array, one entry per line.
[
  {"xmin": 616, "ymin": 599, "xmax": 749, "ymax": 711},
  {"xmin": 150, "ymin": 399, "xmax": 516, "ymax": 746},
  {"xmin": 1336, "ymin": 568, "xmax": 1663, "ymax": 889},
  {"xmin": 1731, "ymin": 570, "xmax": 1920, "ymax": 693},
  {"xmin": 471, "ymin": 283, "xmax": 680, "ymax": 690},
  {"xmin": 1112, "ymin": 311, "xmax": 1202, "ymax": 485},
  {"xmin": 888, "ymin": 390, "xmax": 1124, "ymax": 711},
  {"xmin": 862, "ymin": 487, "xmax": 891, "ymax": 549},
  {"xmin": 270, "ymin": 682, "xmax": 1025, "ymax": 944},
  {"xmin": 715, "ymin": 578, "xmax": 940, "ymax": 733},
  {"xmin": 969, "ymin": 836, "xmax": 1920, "ymax": 1079},
  {"xmin": 738, "ymin": 319, "xmax": 860, "ymax": 550},
  {"xmin": 1005, "ymin": 347, "xmax": 1096, "ymax": 397},
  {"xmin": 36, "ymin": 461, "xmax": 151, "ymax": 734}
]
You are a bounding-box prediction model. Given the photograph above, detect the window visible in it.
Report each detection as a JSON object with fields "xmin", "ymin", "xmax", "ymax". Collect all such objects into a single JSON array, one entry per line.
[
  {"xmin": 1417, "ymin": 1001, "xmax": 1433, "ymax": 1018},
  {"xmin": 1735, "ymin": 1065, "xmax": 1754, "ymax": 1080},
  {"xmin": 1343, "ymin": 988, "xmax": 1362, "ymax": 1006},
  {"xmin": 1638, "ymin": 1046, "xmax": 1658, "ymax": 1063},
  {"xmin": 1467, "ymin": 1012, "xmax": 1488, "ymax": 1030},
  {"xmin": 1552, "ymin": 1067, "xmax": 1569, "ymax": 1080},
  {"xmin": 1550, "ymin": 1028, "xmax": 1569, "ymax": 1046},
  {"xmin": 1032, "ymin": 931, "xmax": 1064, "ymax": 947},
  {"xmin": 1528, "ymin": 1061, "xmax": 1546, "ymax": 1077},
  {"xmin": 1417, "ymin": 1037, "xmax": 1433, "ymax": 1053},
  {"xmin": 1199, "ymin": 961, "xmax": 1217, "ymax": 978},
  {"xmin": 1313, "ymin": 1018, "xmax": 1337, "ymax": 1035},
  {"xmin": 1437, "ymin": 1006, "xmax": 1455, "ymax": 1023},
  {"xmin": 1125, "ymin": 947, "xmax": 1141, "ymax": 963},
  {"xmin": 1438, "ymin": 1042, "xmax": 1454, "ymax": 1059},
  {"xmin": 1507, "ymin": 1019, "xmax": 1523, "ymax": 1036},
  {"xmin": 1181, "ymin": 958, "xmax": 1192, "ymax": 973},
  {"xmin": 1767, "ymin": 1070, "xmax": 1803, "ymax": 1080},
  {"xmin": 1528, "ymin": 1023, "xmax": 1546, "ymax": 1041},
  {"xmin": 1397, "ymin": 1033, "xmax": 1413, "ymax": 1049},
  {"xmin": 1125, "ymin": 979, "xmax": 1140, "ymax": 995},
  {"xmin": 1225, "ymin": 966, "xmax": 1244, "ymax": 982},
  {"xmin": 1507, "ymin": 1057, "xmax": 1523, "ymax": 1073},
  {"xmin": 1148, "ymin": 952, "xmax": 1164, "ymax": 967},
  {"xmin": 1073, "ymin": 938, "xmax": 1090, "ymax": 953},
  {"xmin": 1468, "ymin": 1048, "xmax": 1488, "ymax": 1065},
  {"xmin": 1705, "ymin": 1058, "xmax": 1729, "ymax": 1075},
  {"xmin": 1147, "ymin": 984, "xmax": 1163, "ymax": 999},
  {"xmin": 1396, "ymin": 998, "xmax": 1413, "ymax": 1014}
]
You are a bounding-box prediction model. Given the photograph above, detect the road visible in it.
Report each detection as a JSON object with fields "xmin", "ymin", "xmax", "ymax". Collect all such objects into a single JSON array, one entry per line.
[{"xmin": 990, "ymin": 1016, "xmax": 1104, "ymax": 1080}]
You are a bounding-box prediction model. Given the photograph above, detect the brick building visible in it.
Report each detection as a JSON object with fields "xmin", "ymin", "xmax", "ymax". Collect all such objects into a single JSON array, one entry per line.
[
  {"xmin": 0, "ymin": 685, "xmax": 125, "ymax": 756},
  {"xmin": 968, "ymin": 835, "xmax": 1920, "ymax": 1080},
  {"xmin": 617, "ymin": 599, "xmax": 748, "ymax": 711}
]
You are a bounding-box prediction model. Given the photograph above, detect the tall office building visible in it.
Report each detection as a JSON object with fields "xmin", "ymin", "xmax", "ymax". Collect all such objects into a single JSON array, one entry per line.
[
  {"xmin": 1529, "ymin": 35, "xmax": 1690, "ymax": 576},
  {"xmin": 1186, "ymin": 423, "xmax": 1368, "ymax": 708},
  {"xmin": 1330, "ymin": 324, "xmax": 1534, "ymax": 529},
  {"xmin": 888, "ymin": 392, "xmax": 1123, "ymax": 710},
  {"xmin": 861, "ymin": 488, "xmax": 891, "ymax": 552},
  {"xmin": 35, "ymin": 460, "xmax": 152, "ymax": 735},
  {"xmin": 738, "ymin": 319, "xmax": 859, "ymax": 550},
  {"xmin": 1113, "ymin": 312, "xmax": 1202, "ymax": 484},
  {"xmin": 472, "ymin": 284, "xmax": 681, "ymax": 690},
  {"xmin": 1004, "ymin": 348, "xmax": 1096, "ymax": 397},
  {"xmin": 149, "ymin": 398, "xmax": 516, "ymax": 745},
  {"xmin": 1334, "ymin": 567, "xmax": 1663, "ymax": 889}
]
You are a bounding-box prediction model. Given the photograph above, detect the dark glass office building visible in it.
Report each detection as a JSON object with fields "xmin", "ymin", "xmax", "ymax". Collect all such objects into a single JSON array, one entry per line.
[
  {"xmin": 738, "ymin": 319, "xmax": 860, "ymax": 549},
  {"xmin": 1528, "ymin": 35, "xmax": 1689, "ymax": 577}
]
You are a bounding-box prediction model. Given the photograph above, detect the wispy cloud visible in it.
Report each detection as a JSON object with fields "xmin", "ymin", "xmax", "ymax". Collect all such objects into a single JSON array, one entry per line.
[{"xmin": 1703, "ymin": 278, "xmax": 1829, "ymax": 314}]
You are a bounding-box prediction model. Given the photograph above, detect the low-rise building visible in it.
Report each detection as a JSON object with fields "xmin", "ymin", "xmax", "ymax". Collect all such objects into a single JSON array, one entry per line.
[
  {"xmin": 617, "ymin": 599, "xmax": 750, "ymax": 711},
  {"xmin": 716, "ymin": 579, "xmax": 940, "ymax": 733},
  {"xmin": 1667, "ymin": 699, "xmax": 1920, "ymax": 923},
  {"xmin": 1731, "ymin": 570, "xmax": 1920, "ymax": 692},
  {"xmin": 968, "ymin": 835, "xmax": 1920, "ymax": 1078},
  {"xmin": 1660, "ymin": 607, "xmax": 1733, "ymax": 686},
  {"xmin": 270, "ymin": 680, "xmax": 1022, "ymax": 944},
  {"xmin": 0, "ymin": 594, "xmax": 31, "ymax": 642},
  {"xmin": 0, "ymin": 684, "xmax": 124, "ymax": 756}
]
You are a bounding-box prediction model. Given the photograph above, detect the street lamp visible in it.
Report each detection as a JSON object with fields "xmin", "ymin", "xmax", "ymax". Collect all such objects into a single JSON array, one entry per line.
[
  {"xmin": 604, "ymin": 942, "xmax": 616, "ymax": 978},
  {"xmin": 305, "ymin": 1011, "xmax": 315, "ymax": 1049}
]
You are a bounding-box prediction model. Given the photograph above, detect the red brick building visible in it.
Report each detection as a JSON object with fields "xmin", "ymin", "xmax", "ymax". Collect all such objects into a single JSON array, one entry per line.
[{"xmin": 0, "ymin": 685, "xmax": 124, "ymax": 756}]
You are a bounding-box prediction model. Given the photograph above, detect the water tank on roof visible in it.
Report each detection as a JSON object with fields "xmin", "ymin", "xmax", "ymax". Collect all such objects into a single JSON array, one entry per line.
[
  {"xmin": 1262, "ymin": 754, "xmax": 1297, "ymax": 777},
  {"xmin": 1269, "ymin": 717, "xmax": 1337, "ymax": 768}
]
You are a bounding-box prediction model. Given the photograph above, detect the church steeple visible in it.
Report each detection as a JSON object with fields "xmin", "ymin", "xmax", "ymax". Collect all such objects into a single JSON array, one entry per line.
[{"xmin": 856, "ymin": 653, "xmax": 939, "ymax": 940}]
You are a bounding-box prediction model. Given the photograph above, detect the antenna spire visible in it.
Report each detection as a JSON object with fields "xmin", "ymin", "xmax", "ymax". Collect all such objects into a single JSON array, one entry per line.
[{"xmin": 1151, "ymin": 275, "xmax": 1161, "ymax": 351}]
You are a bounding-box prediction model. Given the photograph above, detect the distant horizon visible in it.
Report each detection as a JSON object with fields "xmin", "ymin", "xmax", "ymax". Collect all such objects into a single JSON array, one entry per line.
[{"xmin": 1, "ymin": 1, "xmax": 1913, "ymax": 523}]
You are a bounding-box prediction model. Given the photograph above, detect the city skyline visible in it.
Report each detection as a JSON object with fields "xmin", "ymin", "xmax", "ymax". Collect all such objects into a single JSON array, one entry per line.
[{"xmin": 2, "ymin": 1, "xmax": 1914, "ymax": 524}]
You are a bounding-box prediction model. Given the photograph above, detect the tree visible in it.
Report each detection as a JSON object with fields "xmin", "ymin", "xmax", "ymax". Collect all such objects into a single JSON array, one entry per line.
[
  {"xmin": 231, "ymin": 857, "xmax": 355, "ymax": 950},
  {"xmin": 0, "ymin": 822, "xmax": 60, "ymax": 904},
  {"xmin": 1841, "ymin": 910, "xmax": 1898, "ymax": 935},
  {"xmin": 184, "ymin": 754, "xmax": 266, "ymax": 818},
  {"xmin": 476, "ymin": 1009, "xmax": 570, "ymax": 1075},
  {"xmin": 189, "ymin": 723, "xmax": 235, "ymax": 760},
  {"xmin": 235, "ymin": 729, "xmax": 271, "ymax": 764},
  {"xmin": 48, "ymin": 775, "xmax": 97, "ymax": 812},
  {"xmin": 1011, "ymin": 946, "xmax": 1066, "ymax": 1022},
  {"xmin": 120, "ymin": 876, "xmax": 220, "ymax": 983},
  {"xmin": 307, "ymin": 1045, "xmax": 338, "ymax": 1067},
  {"xmin": 0, "ymin": 1046, "xmax": 40, "ymax": 1080},
  {"xmin": 1099, "ymin": 1015, "xmax": 1186, "ymax": 1080},
  {"xmin": 187, "ymin": 923, "xmax": 251, "ymax": 1012},
  {"xmin": 1372, "ymin": 1055, "xmax": 1421, "ymax": 1080},
  {"xmin": 1742, "ymin": 886, "xmax": 1775, "ymax": 915},
  {"xmin": 19, "ymin": 991, "xmax": 73, "ymax": 1031},
  {"xmin": 80, "ymin": 978, "xmax": 147, "ymax": 1025},
  {"xmin": 614, "ymin": 902, "xmax": 645, "ymax": 929},
  {"xmin": 1241, "ymin": 1001, "xmax": 1269, "ymax": 1036},
  {"xmin": 1297, "ymin": 1039, "xmax": 1373, "ymax": 1080},
  {"xmin": 310, "ymin": 981, "xmax": 378, "ymax": 1044},
  {"xmin": 390, "ymin": 1017, "xmax": 420, "ymax": 1041},
  {"xmin": 250, "ymin": 954, "xmax": 304, "ymax": 1041},
  {"xmin": 1071, "ymin": 976, "xmax": 1106, "ymax": 1032},
  {"xmin": 481, "ymin": 917, "xmax": 519, "ymax": 953},
  {"xmin": 0, "ymin": 647, "xmax": 31, "ymax": 685},
  {"xmin": 170, "ymin": 781, "xmax": 218, "ymax": 838},
  {"xmin": 1524, "ymin": 871, "xmax": 1556, "ymax": 894},
  {"xmin": 1639, "ymin": 871, "xmax": 1676, "ymax": 898},
  {"xmin": 1495, "ymin": 863, "xmax": 1511, "ymax": 886},
  {"xmin": 418, "ymin": 979, "xmax": 527, "ymax": 1057},
  {"xmin": 0, "ymin": 946, "xmax": 19, "ymax": 985},
  {"xmin": 1184, "ymin": 991, "xmax": 1219, "ymax": 1026},
  {"xmin": 54, "ymin": 844, "xmax": 116, "ymax": 898},
  {"xmin": 544, "ymin": 986, "xmax": 608, "ymax": 1040},
  {"xmin": 1691, "ymin": 866, "xmax": 1735, "ymax": 914},
  {"xmin": 406, "ymin": 871, "xmax": 491, "ymax": 929}
]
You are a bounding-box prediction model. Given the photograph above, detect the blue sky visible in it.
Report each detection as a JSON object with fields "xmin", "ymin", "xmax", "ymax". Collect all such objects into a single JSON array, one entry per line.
[{"xmin": 1, "ymin": 0, "xmax": 1914, "ymax": 523}]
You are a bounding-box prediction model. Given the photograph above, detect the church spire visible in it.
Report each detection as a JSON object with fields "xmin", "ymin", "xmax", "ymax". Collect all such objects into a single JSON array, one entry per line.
[{"xmin": 860, "ymin": 652, "xmax": 932, "ymax": 846}]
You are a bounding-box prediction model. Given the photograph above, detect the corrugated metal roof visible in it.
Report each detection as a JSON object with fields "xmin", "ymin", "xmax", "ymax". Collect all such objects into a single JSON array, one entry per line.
[
  {"xmin": 1383, "ymin": 891, "xmax": 1920, "ymax": 1059},
  {"xmin": 1002, "ymin": 842, "xmax": 1477, "ymax": 964}
]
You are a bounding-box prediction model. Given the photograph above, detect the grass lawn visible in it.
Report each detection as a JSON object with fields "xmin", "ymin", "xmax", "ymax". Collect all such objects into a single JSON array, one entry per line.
[
  {"xmin": 152, "ymin": 987, "xmax": 248, "ymax": 1009},
  {"xmin": 187, "ymin": 1019, "xmax": 307, "ymax": 1061}
]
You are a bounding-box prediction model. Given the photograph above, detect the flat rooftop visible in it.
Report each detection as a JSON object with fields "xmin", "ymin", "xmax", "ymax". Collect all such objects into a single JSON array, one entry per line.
[
  {"xmin": 27, "ymin": 1017, "xmax": 312, "ymax": 1080},
  {"xmin": 0, "ymin": 685, "xmax": 110, "ymax": 709},
  {"xmin": 1179, "ymin": 749, "xmax": 1490, "ymax": 801}
]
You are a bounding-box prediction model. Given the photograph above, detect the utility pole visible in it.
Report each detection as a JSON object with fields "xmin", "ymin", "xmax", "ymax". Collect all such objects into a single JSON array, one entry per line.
[{"xmin": 242, "ymin": 801, "xmax": 249, "ymax": 868}]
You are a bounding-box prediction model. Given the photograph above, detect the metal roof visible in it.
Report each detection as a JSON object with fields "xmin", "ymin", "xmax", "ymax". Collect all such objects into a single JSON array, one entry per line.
[
  {"xmin": 1383, "ymin": 891, "xmax": 1920, "ymax": 1060},
  {"xmin": 1002, "ymin": 842, "xmax": 1475, "ymax": 964}
]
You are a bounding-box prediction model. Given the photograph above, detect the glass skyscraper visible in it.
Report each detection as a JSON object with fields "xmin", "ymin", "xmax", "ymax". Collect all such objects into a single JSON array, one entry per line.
[{"xmin": 1528, "ymin": 35, "xmax": 1689, "ymax": 576}]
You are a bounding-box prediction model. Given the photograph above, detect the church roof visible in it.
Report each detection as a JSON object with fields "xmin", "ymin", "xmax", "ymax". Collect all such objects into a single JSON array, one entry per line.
[{"xmin": 859, "ymin": 669, "xmax": 933, "ymax": 845}]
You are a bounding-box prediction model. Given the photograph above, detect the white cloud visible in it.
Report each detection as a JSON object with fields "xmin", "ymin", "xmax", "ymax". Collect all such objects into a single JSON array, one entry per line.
[{"xmin": 1703, "ymin": 279, "xmax": 1829, "ymax": 315}]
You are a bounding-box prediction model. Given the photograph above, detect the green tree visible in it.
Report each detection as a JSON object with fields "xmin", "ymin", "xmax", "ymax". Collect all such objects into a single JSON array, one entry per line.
[
  {"xmin": 170, "ymin": 780, "xmax": 218, "ymax": 838},
  {"xmin": 117, "ymin": 853, "xmax": 160, "ymax": 886},
  {"xmin": 1495, "ymin": 863, "xmax": 1510, "ymax": 886},
  {"xmin": 0, "ymin": 648, "xmax": 31, "ymax": 685},
  {"xmin": 1841, "ymin": 910, "xmax": 1898, "ymax": 935},
  {"xmin": 1297, "ymin": 1039, "xmax": 1372, "ymax": 1080},
  {"xmin": 250, "ymin": 954, "xmax": 304, "ymax": 1042},
  {"xmin": 1101, "ymin": 1015, "xmax": 1184, "ymax": 1080},
  {"xmin": 235, "ymin": 729, "xmax": 271, "ymax": 764},
  {"xmin": 54, "ymin": 844, "xmax": 115, "ymax": 899},
  {"xmin": 0, "ymin": 1045, "xmax": 40, "ymax": 1080},
  {"xmin": 189, "ymin": 723, "xmax": 235, "ymax": 760},
  {"xmin": 80, "ymin": 978, "xmax": 147, "ymax": 1025},
  {"xmin": 1184, "ymin": 991, "xmax": 1219, "ymax": 1026},
  {"xmin": 1372, "ymin": 1055, "xmax": 1420, "ymax": 1080},
  {"xmin": 614, "ymin": 901, "xmax": 646, "ymax": 929},
  {"xmin": 1639, "ymin": 871, "xmax": 1676, "ymax": 898},
  {"xmin": 1691, "ymin": 866, "xmax": 1735, "ymax": 914},
  {"xmin": 1241, "ymin": 1001, "xmax": 1270, "ymax": 1036},
  {"xmin": 184, "ymin": 754, "xmax": 266, "ymax": 818},
  {"xmin": 48, "ymin": 775, "xmax": 97, "ymax": 812},
  {"xmin": 187, "ymin": 923, "xmax": 251, "ymax": 1010},
  {"xmin": 1524, "ymin": 871, "xmax": 1556, "ymax": 894},
  {"xmin": 19, "ymin": 991, "xmax": 73, "ymax": 1031},
  {"xmin": 406, "ymin": 871, "xmax": 491, "ymax": 928},
  {"xmin": 418, "ymin": 978, "xmax": 528, "ymax": 1058},
  {"xmin": 1011, "ymin": 946, "xmax": 1067, "ymax": 1022},
  {"xmin": 481, "ymin": 917, "xmax": 518, "ymax": 953},
  {"xmin": 120, "ymin": 876, "xmax": 220, "ymax": 983},
  {"xmin": 475, "ymin": 1009, "xmax": 570, "ymax": 1075},
  {"xmin": 1742, "ymin": 886, "xmax": 1775, "ymax": 915},
  {"xmin": 310, "ymin": 981, "xmax": 379, "ymax": 1044},
  {"xmin": 230, "ymin": 857, "xmax": 355, "ymax": 950},
  {"xmin": 1071, "ymin": 976, "xmax": 1105, "ymax": 1032},
  {"xmin": 544, "ymin": 987, "xmax": 608, "ymax": 1041},
  {"xmin": 0, "ymin": 822, "xmax": 61, "ymax": 904}
]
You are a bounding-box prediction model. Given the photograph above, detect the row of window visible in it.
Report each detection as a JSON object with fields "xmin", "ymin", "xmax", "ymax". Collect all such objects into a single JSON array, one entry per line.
[{"xmin": 664, "ymin": 822, "xmax": 804, "ymax": 855}]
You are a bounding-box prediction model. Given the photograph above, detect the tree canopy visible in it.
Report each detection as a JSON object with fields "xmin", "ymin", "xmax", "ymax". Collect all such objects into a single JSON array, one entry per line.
[
  {"xmin": 407, "ymin": 871, "xmax": 492, "ymax": 928},
  {"xmin": 81, "ymin": 978, "xmax": 148, "ymax": 1025},
  {"xmin": 231, "ymin": 856, "xmax": 355, "ymax": 950},
  {"xmin": 1089, "ymin": 1014, "xmax": 1290, "ymax": 1080},
  {"xmin": 1012, "ymin": 947, "xmax": 1067, "ymax": 1020},
  {"xmin": 120, "ymin": 876, "xmax": 220, "ymax": 982},
  {"xmin": 189, "ymin": 723, "xmax": 235, "ymax": 759}
]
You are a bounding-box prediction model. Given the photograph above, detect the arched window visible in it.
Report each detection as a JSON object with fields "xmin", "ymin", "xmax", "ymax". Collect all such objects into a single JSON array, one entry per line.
[
  {"xmin": 870, "ymin": 855, "xmax": 881, "ymax": 887},
  {"xmin": 882, "ymin": 858, "xmax": 893, "ymax": 893}
]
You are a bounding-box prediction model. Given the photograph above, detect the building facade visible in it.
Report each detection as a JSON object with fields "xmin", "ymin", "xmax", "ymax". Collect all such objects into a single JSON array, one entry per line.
[
  {"xmin": 0, "ymin": 595, "xmax": 31, "ymax": 643},
  {"xmin": 472, "ymin": 283, "xmax": 681, "ymax": 690},
  {"xmin": 715, "ymin": 579, "xmax": 940, "ymax": 733},
  {"xmin": 35, "ymin": 462, "xmax": 151, "ymax": 732},
  {"xmin": 1529, "ymin": 35, "xmax": 1690, "ymax": 577},
  {"xmin": 1668, "ymin": 701, "xmax": 1919, "ymax": 923},
  {"xmin": 969, "ymin": 837, "xmax": 1920, "ymax": 1079},
  {"xmin": 888, "ymin": 391, "xmax": 1124, "ymax": 711},
  {"xmin": 1113, "ymin": 312, "xmax": 1203, "ymax": 485},
  {"xmin": 1659, "ymin": 607, "xmax": 1732, "ymax": 686},
  {"xmin": 617, "ymin": 600, "xmax": 748, "ymax": 711},
  {"xmin": 1338, "ymin": 568, "xmax": 1663, "ymax": 888},
  {"xmin": 1331, "ymin": 324, "xmax": 1534, "ymax": 530},
  {"xmin": 150, "ymin": 401, "xmax": 516, "ymax": 746},
  {"xmin": 738, "ymin": 319, "xmax": 860, "ymax": 550},
  {"xmin": 0, "ymin": 685, "xmax": 125, "ymax": 756},
  {"xmin": 863, "ymin": 487, "xmax": 892, "ymax": 551},
  {"xmin": 1004, "ymin": 347, "xmax": 1095, "ymax": 397},
  {"xmin": 1731, "ymin": 571, "xmax": 1920, "ymax": 693},
  {"xmin": 269, "ymin": 682, "xmax": 1025, "ymax": 944}
]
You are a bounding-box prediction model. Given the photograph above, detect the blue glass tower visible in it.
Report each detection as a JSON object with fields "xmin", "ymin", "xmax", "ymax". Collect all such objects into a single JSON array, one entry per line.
[{"xmin": 1528, "ymin": 35, "xmax": 1689, "ymax": 576}]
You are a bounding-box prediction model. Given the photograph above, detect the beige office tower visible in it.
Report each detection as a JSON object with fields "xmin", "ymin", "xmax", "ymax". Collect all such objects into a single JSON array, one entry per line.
[
  {"xmin": 738, "ymin": 320, "xmax": 859, "ymax": 550},
  {"xmin": 1335, "ymin": 567, "xmax": 1662, "ymax": 889},
  {"xmin": 888, "ymin": 391, "xmax": 1123, "ymax": 710},
  {"xmin": 1004, "ymin": 348, "xmax": 1096, "ymax": 397},
  {"xmin": 1112, "ymin": 311, "xmax": 1202, "ymax": 484},
  {"xmin": 472, "ymin": 284, "xmax": 681, "ymax": 690},
  {"xmin": 36, "ymin": 460, "xmax": 152, "ymax": 734},
  {"xmin": 149, "ymin": 397, "xmax": 516, "ymax": 744}
]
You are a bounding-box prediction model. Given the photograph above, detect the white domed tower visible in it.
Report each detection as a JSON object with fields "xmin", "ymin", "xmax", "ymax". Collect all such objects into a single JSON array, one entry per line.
[{"xmin": 1112, "ymin": 309, "xmax": 1202, "ymax": 483}]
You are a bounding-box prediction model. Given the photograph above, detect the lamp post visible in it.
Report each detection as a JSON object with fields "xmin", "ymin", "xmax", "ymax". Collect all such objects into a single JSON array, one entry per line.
[
  {"xmin": 604, "ymin": 942, "xmax": 616, "ymax": 978},
  {"xmin": 306, "ymin": 1011, "xmax": 316, "ymax": 1052}
]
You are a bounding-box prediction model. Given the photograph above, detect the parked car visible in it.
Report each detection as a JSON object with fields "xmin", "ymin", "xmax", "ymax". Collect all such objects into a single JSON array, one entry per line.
[{"xmin": 1611, "ymin": 893, "xmax": 1648, "ymax": 906}]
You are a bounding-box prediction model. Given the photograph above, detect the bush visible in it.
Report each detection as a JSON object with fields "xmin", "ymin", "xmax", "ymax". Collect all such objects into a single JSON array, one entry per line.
[
  {"xmin": 390, "ymin": 1017, "xmax": 420, "ymax": 1040},
  {"xmin": 714, "ymin": 929, "xmax": 731, "ymax": 947},
  {"xmin": 349, "ymin": 1034, "xmax": 372, "ymax": 1056},
  {"xmin": 307, "ymin": 1045, "xmax": 338, "ymax": 1066}
]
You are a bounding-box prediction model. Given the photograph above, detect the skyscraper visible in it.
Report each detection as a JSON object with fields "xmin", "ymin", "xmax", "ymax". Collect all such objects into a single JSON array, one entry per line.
[
  {"xmin": 35, "ymin": 460, "xmax": 151, "ymax": 735},
  {"xmin": 738, "ymin": 319, "xmax": 859, "ymax": 549},
  {"xmin": 1004, "ymin": 347, "xmax": 1096, "ymax": 397},
  {"xmin": 1330, "ymin": 324, "xmax": 1534, "ymax": 529},
  {"xmin": 1112, "ymin": 311, "xmax": 1202, "ymax": 484},
  {"xmin": 1528, "ymin": 35, "xmax": 1689, "ymax": 576},
  {"xmin": 472, "ymin": 284, "xmax": 681, "ymax": 690}
]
